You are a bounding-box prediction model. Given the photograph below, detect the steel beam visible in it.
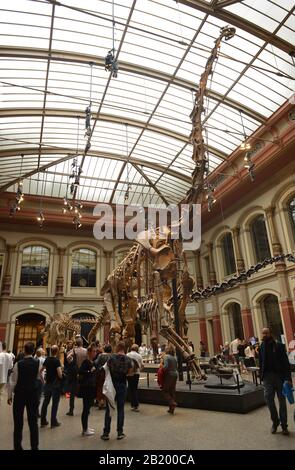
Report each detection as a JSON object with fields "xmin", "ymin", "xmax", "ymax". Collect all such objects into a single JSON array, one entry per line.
[
  {"xmin": 177, "ymin": 0, "xmax": 295, "ymax": 55},
  {"xmin": 0, "ymin": 107, "xmax": 227, "ymax": 160},
  {"xmin": 0, "ymin": 47, "xmax": 265, "ymax": 123},
  {"xmin": 0, "ymin": 148, "xmax": 192, "ymax": 193}
]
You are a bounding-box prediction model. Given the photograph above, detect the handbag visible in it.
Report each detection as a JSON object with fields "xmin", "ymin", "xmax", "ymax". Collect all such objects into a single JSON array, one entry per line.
[{"xmin": 157, "ymin": 366, "xmax": 166, "ymax": 389}]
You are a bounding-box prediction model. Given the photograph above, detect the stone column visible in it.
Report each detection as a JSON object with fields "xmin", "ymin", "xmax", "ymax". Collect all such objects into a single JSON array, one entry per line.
[
  {"xmin": 211, "ymin": 296, "xmax": 222, "ymax": 353},
  {"xmin": 276, "ymin": 263, "xmax": 295, "ymax": 347},
  {"xmin": 265, "ymin": 206, "xmax": 282, "ymax": 256},
  {"xmin": 102, "ymin": 251, "xmax": 112, "ymax": 343},
  {"xmin": 55, "ymin": 248, "xmax": 65, "ymax": 297},
  {"xmin": 206, "ymin": 242, "xmax": 217, "ymax": 285},
  {"xmin": 104, "ymin": 250, "xmax": 112, "ymax": 277},
  {"xmin": 212, "ymin": 315, "xmax": 223, "ymax": 353},
  {"xmin": 194, "ymin": 250, "xmax": 203, "ymax": 289},
  {"xmin": 1, "ymin": 244, "xmax": 15, "ymax": 296},
  {"xmin": 232, "ymin": 226, "xmax": 245, "ymax": 273},
  {"xmin": 0, "ymin": 245, "xmax": 15, "ymax": 323},
  {"xmin": 54, "ymin": 248, "xmax": 65, "ymax": 313},
  {"xmin": 198, "ymin": 303, "xmax": 208, "ymax": 349},
  {"xmin": 239, "ymin": 284, "xmax": 254, "ymax": 339}
]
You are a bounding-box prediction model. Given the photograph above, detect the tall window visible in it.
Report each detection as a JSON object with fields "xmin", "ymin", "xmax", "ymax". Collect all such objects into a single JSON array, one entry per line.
[
  {"xmin": 221, "ymin": 233, "xmax": 236, "ymax": 275},
  {"xmin": 262, "ymin": 295, "xmax": 283, "ymax": 341},
  {"xmin": 228, "ymin": 303, "xmax": 244, "ymax": 340},
  {"xmin": 250, "ymin": 215, "xmax": 271, "ymax": 262},
  {"xmin": 20, "ymin": 246, "xmax": 49, "ymax": 286},
  {"xmin": 71, "ymin": 248, "xmax": 96, "ymax": 287},
  {"xmin": 289, "ymin": 196, "xmax": 295, "ymax": 239}
]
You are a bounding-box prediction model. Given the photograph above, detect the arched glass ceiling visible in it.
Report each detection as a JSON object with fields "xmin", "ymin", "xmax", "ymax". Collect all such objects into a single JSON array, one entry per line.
[{"xmin": 0, "ymin": 0, "xmax": 294, "ymax": 207}]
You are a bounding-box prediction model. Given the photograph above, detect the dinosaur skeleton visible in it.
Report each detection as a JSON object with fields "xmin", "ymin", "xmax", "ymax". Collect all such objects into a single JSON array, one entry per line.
[
  {"xmin": 101, "ymin": 26, "xmax": 237, "ymax": 381},
  {"xmin": 43, "ymin": 311, "xmax": 105, "ymax": 347}
]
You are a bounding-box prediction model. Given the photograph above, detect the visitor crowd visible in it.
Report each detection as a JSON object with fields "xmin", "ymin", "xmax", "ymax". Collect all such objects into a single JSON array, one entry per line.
[{"xmin": 0, "ymin": 327, "xmax": 293, "ymax": 450}]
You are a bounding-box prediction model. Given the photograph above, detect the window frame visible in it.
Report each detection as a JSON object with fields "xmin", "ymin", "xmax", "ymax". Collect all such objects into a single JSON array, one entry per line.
[
  {"xmin": 250, "ymin": 215, "xmax": 271, "ymax": 263},
  {"xmin": 71, "ymin": 247, "xmax": 97, "ymax": 288},
  {"xmin": 220, "ymin": 232, "xmax": 236, "ymax": 277},
  {"xmin": 19, "ymin": 245, "xmax": 50, "ymax": 287}
]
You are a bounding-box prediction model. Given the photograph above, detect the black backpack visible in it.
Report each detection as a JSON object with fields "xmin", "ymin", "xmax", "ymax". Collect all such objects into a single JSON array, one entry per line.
[{"xmin": 108, "ymin": 354, "xmax": 130, "ymax": 380}]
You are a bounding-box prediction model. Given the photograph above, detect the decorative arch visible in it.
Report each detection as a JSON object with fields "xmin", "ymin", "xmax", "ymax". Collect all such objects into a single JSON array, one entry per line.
[
  {"xmin": 211, "ymin": 225, "xmax": 231, "ymax": 244},
  {"xmin": 252, "ymin": 289, "xmax": 281, "ymax": 306},
  {"xmin": 66, "ymin": 240, "xmax": 104, "ymax": 252},
  {"xmin": 221, "ymin": 298, "xmax": 242, "ymax": 312},
  {"xmin": 16, "ymin": 237, "xmax": 57, "ymax": 252},
  {"xmin": 271, "ymin": 181, "xmax": 295, "ymax": 208},
  {"xmin": 237, "ymin": 206, "xmax": 264, "ymax": 227}
]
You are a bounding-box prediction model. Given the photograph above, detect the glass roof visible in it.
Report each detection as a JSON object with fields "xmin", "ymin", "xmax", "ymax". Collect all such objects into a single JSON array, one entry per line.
[{"xmin": 0, "ymin": 0, "xmax": 294, "ymax": 207}]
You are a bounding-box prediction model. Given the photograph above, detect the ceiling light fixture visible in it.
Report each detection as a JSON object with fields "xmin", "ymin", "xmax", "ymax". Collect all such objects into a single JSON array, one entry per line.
[{"xmin": 105, "ymin": 0, "xmax": 118, "ymax": 78}]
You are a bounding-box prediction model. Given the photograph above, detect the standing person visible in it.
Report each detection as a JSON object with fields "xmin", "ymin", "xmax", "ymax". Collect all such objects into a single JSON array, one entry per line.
[
  {"xmin": 230, "ymin": 337, "xmax": 241, "ymax": 364},
  {"xmin": 34, "ymin": 348, "xmax": 46, "ymax": 417},
  {"xmin": 7, "ymin": 341, "xmax": 39, "ymax": 450},
  {"xmin": 244, "ymin": 342, "xmax": 256, "ymax": 367},
  {"xmin": 66, "ymin": 337, "xmax": 87, "ymax": 416},
  {"xmin": 78, "ymin": 344, "xmax": 97, "ymax": 436},
  {"xmin": 238, "ymin": 339, "xmax": 247, "ymax": 373},
  {"xmin": 259, "ymin": 327, "xmax": 292, "ymax": 435},
  {"xmin": 101, "ymin": 341, "xmax": 132, "ymax": 441},
  {"xmin": 162, "ymin": 344, "xmax": 178, "ymax": 414},
  {"xmin": 221, "ymin": 342, "xmax": 230, "ymax": 363},
  {"xmin": 0, "ymin": 342, "xmax": 13, "ymax": 403},
  {"xmin": 127, "ymin": 344, "xmax": 144, "ymax": 412},
  {"xmin": 95, "ymin": 344, "xmax": 113, "ymax": 409},
  {"xmin": 40, "ymin": 345, "xmax": 63, "ymax": 428},
  {"xmin": 199, "ymin": 341, "xmax": 207, "ymax": 358}
]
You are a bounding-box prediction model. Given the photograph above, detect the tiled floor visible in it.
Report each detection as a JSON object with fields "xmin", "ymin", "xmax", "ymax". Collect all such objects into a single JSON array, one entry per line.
[{"xmin": 0, "ymin": 390, "xmax": 294, "ymax": 450}]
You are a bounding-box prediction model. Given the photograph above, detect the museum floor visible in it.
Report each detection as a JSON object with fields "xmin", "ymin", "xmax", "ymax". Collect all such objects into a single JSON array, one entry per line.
[{"xmin": 0, "ymin": 392, "xmax": 294, "ymax": 450}]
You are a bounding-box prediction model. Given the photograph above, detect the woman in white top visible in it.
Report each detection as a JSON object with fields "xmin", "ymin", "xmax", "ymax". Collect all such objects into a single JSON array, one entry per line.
[
  {"xmin": 127, "ymin": 344, "xmax": 144, "ymax": 411},
  {"xmin": 244, "ymin": 343, "xmax": 256, "ymax": 367}
]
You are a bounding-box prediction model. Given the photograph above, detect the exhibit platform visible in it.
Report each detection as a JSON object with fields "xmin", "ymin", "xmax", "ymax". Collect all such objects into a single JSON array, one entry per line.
[{"xmin": 129, "ymin": 368, "xmax": 265, "ymax": 413}]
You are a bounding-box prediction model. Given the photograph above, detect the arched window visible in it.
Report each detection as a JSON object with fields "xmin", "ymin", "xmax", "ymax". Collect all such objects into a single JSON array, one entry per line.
[
  {"xmin": 20, "ymin": 246, "xmax": 49, "ymax": 286},
  {"xmin": 71, "ymin": 248, "xmax": 96, "ymax": 287},
  {"xmin": 262, "ymin": 295, "xmax": 283, "ymax": 341},
  {"xmin": 289, "ymin": 196, "xmax": 295, "ymax": 238},
  {"xmin": 221, "ymin": 233, "xmax": 236, "ymax": 275},
  {"xmin": 250, "ymin": 215, "xmax": 271, "ymax": 262},
  {"xmin": 228, "ymin": 303, "xmax": 244, "ymax": 340}
]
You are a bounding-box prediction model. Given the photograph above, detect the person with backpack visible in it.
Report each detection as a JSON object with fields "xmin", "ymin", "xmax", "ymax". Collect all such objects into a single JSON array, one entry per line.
[
  {"xmin": 101, "ymin": 341, "xmax": 132, "ymax": 441},
  {"xmin": 127, "ymin": 344, "xmax": 144, "ymax": 412}
]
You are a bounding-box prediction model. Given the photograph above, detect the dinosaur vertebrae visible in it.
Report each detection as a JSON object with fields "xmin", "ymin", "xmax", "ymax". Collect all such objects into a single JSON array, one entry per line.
[
  {"xmin": 185, "ymin": 26, "xmax": 236, "ymax": 206},
  {"xmin": 191, "ymin": 254, "xmax": 295, "ymax": 302}
]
